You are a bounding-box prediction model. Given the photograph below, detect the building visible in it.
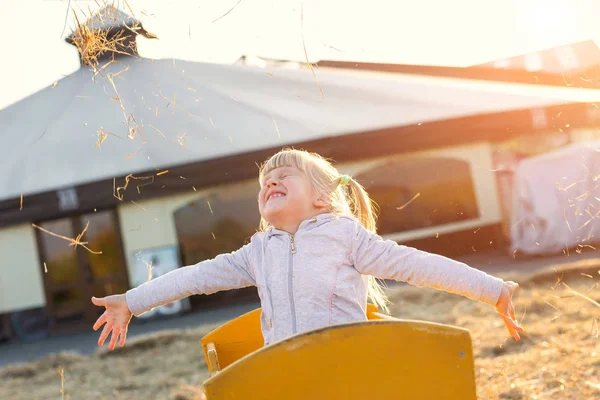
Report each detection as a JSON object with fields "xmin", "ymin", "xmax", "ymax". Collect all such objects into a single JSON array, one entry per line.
[
  {"xmin": 2, "ymin": 9, "xmax": 600, "ymax": 341},
  {"xmin": 319, "ymin": 40, "xmax": 600, "ymax": 89}
]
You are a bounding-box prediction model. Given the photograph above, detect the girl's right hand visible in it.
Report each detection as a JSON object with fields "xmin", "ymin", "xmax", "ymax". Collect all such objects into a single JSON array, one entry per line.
[{"xmin": 91, "ymin": 294, "xmax": 133, "ymax": 350}]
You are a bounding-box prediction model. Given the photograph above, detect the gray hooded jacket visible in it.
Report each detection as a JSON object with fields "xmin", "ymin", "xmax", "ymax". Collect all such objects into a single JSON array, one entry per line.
[{"xmin": 126, "ymin": 214, "xmax": 503, "ymax": 345}]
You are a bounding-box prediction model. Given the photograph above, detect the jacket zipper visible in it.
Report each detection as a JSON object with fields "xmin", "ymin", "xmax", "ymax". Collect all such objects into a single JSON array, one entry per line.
[
  {"xmin": 290, "ymin": 234, "xmax": 297, "ymax": 254},
  {"xmin": 288, "ymin": 233, "xmax": 297, "ymax": 335}
]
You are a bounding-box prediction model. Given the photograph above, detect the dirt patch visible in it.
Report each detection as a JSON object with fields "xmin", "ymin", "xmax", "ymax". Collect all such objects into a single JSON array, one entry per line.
[{"xmin": 517, "ymin": 258, "xmax": 600, "ymax": 287}]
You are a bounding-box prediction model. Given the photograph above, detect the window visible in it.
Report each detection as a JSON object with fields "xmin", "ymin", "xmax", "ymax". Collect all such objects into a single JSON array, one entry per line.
[
  {"xmin": 524, "ymin": 53, "xmax": 543, "ymax": 72},
  {"xmin": 174, "ymin": 180, "xmax": 261, "ymax": 266},
  {"xmin": 174, "ymin": 180, "xmax": 261, "ymax": 306},
  {"xmin": 355, "ymin": 157, "xmax": 479, "ymax": 235},
  {"xmin": 555, "ymin": 46, "xmax": 579, "ymax": 71}
]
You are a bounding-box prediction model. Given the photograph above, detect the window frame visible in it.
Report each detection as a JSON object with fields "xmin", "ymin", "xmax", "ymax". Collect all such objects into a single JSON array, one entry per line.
[{"xmin": 339, "ymin": 142, "xmax": 502, "ymax": 243}]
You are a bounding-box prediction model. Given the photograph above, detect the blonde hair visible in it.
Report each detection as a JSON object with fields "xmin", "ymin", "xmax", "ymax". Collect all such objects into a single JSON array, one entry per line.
[{"xmin": 258, "ymin": 148, "xmax": 390, "ymax": 313}]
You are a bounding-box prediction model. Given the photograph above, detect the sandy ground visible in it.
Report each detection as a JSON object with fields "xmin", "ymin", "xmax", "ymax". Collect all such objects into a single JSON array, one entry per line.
[{"xmin": 1, "ymin": 257, "xmax": 599, "ymax": 399}]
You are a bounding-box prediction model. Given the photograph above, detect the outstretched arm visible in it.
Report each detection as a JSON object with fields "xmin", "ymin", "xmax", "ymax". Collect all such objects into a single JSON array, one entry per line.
[
  {"xmin": 92, "ymin": 242, "xmax": 255, "ymax": 350},
  {"xmin": 349, "ymin": 221, "xmax": 523, "ymax": 340},
  {"xmin": 125, "ymin": 243, "xmax": 255, "ymax": 317}
]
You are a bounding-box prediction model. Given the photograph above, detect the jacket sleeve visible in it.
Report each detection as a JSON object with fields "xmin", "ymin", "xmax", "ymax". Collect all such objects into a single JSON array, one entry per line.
[
  {"xmin": 349, "ymin": 221, "xmax": 503, "ymax": 306},
  {"xmin": 125, "ymin": 243, "xmax": 255, "ymax": 317}
]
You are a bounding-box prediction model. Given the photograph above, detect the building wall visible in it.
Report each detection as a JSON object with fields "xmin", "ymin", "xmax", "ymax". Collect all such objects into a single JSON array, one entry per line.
[
  {"xmin": 117, "ymin": 191, "xmax": 209, "ymax": 285},
  {"xmin": 0, "ymin": 224, "xmax": 45, "ymax": 313},
  {"xmin": 570, "ymin": 127, "xmax": 600, "ymax": 143}
]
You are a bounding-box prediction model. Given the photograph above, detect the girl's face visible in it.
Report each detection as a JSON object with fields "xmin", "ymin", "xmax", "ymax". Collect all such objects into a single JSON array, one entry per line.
[{"xmin": 258, "ymin": 165, "xmax": 326, "ymax": 231}]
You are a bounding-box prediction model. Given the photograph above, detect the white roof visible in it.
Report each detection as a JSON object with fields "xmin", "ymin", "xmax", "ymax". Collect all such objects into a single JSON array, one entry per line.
[{"xmin": 2, "ymin": 58, "xmax": 600, "ymax": 202}]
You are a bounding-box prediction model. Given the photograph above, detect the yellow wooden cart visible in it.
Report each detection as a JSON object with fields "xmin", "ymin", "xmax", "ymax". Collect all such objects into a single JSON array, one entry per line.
[{"xmin": 200, "ymin": 305, "xmax": 477, "ymax": 399}]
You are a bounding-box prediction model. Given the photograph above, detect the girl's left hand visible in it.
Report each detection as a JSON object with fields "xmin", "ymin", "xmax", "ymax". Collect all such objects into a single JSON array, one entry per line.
[{"xmin": 496, "ymin": 281, "xmax": 524, "ymax": 341}]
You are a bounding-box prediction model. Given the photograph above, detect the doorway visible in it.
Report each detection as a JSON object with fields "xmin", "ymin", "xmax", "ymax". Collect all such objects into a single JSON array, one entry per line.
[{"xmin": 35, "ymin": 210, "xmax": 130, "ymax": 333}]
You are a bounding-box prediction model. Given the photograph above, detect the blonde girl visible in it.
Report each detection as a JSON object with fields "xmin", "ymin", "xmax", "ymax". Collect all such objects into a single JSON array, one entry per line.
[{"xmin": 92, "ymin": 149, "xmax": 523, "ymax": 350}]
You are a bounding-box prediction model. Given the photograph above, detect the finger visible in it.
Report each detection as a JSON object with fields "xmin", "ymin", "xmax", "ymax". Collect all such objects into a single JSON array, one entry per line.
[
  {"xmin": 505, "ymin": 320, "xmax": 520, "ymax": 341},
  {"xmin": 509, "ymin": 303, "xmax": 516, "ymax": 321},
  {"xmin": 93, "ymin": 312, "xmax": 107, "ymax": 331},
  {"xmin": 120, "ymin": 327, "xmax": 128, "ymax": 347},
  {"xmin": 504, "ymin": 311, "xmax": 524, "ymax": 331},
  {"xmin": 98, "ymin": 323, "xmax": 112, "ymax": 347},
  {"xmin": 109, "ymin": 327, "xmax": 121, "ymax": 351},
  {"xmin": 91, "ymin": 297, "xmax": 107, "ymax": 307},
  {"xmin": 502, "ymin": 315, "xmax": 521, "ymax": 341}
]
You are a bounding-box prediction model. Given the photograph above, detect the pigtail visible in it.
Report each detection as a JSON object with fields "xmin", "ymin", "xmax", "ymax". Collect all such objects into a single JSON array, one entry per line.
[
  {"xmin": 344, "ymin": 177, "xmax": 377, "ymax": 233},
  {"xmin": 342, "ymin": 176, "xmax": 391, "ymax": 314}
]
